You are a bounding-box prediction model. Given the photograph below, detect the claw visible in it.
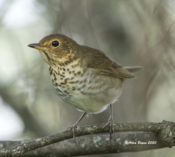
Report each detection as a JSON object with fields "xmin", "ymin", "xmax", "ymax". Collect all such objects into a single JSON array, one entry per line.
[
  {"xmin": 103, "ymin": 115, "xmax": 114, "ymax": 140},
  {"xmin": 72, "ymin": 124, "xmax": 77, "ymax": 139},
  {"xmin": 69, "ymin": 112, "xmax": 87, "ymax": 139},
  {"xmin": 109, "ymin": 122, "xmax": 114, "ymax": 140},
  {"xmin": 103, "ymin": 104, "xmax": 114, "ymax": 140}
]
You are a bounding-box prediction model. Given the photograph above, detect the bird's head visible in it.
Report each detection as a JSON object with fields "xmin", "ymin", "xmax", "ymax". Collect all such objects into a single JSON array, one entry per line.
[{"xmin": 28, "ymin": 34, "xmax": 79, "ymax": 65}]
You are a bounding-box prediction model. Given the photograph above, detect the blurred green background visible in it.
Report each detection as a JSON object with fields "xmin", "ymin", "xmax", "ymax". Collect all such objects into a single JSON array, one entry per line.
[{"xmin": 0, "ymin": 0, "xmax": 175, "ymax": 156}]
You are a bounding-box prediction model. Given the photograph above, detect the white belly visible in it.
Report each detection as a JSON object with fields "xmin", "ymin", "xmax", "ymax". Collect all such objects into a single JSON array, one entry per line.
[
  {"xmin": 67, "ymin": 70, "xmax": 123, "ymax": 113},
  {"xmin": 70, "ymin": 87, "xmax": 122, "ymax": 114}
]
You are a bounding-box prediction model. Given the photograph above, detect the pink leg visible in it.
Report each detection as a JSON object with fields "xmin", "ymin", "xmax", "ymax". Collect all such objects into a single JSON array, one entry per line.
[{"xmin": 72, "ymin": 112, "xmax": 87, "ymax": 138}]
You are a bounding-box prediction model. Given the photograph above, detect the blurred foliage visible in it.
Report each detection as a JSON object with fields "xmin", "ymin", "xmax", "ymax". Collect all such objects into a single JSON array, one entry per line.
[{"xmin": 0, "ymin": 0, "xmax": 175, "ymax": 157}]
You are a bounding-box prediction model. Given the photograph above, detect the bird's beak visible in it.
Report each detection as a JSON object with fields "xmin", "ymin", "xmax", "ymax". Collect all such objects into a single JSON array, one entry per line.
[{"xmin": 28, "ymin": 43, "xmax": 44, "ymax": 50}]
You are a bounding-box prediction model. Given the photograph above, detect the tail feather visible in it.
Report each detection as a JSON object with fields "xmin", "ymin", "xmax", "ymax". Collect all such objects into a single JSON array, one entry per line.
[{"xmin": 124, "ymin": 66, "xmax": 142, "ymax": 73}]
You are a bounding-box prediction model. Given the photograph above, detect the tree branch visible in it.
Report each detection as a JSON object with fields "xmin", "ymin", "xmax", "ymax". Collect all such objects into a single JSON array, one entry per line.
[{"xmin": 0, "ymin": 121, "xmax": 175, "ymax": 157}]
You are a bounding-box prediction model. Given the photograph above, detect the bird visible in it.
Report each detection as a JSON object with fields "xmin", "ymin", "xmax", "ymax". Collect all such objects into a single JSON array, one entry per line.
[{"xmin": 28, "ymin": 34, "xmax": 141, "ymax": 138}]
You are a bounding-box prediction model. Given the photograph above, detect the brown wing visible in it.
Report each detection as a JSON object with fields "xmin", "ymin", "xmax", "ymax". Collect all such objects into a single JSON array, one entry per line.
[{"xmin": 80, "ymin": 46, "xmax": 134, "ymax": 79}]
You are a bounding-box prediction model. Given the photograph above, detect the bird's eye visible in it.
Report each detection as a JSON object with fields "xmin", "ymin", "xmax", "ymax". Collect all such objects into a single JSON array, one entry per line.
[{"xmin": 52, "ymin": 40, "xmax": 59, "ymax": 47}]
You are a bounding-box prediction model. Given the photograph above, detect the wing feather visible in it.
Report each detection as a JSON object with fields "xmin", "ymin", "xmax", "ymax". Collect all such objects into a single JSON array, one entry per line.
[{"xmin": 80, "ymin": 46, "xmax": 135, "ymax": 79}]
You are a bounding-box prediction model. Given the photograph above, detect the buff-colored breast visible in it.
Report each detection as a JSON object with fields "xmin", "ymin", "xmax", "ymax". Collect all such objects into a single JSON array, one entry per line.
[{"xmin": 49, "ymin": 58, "xmax": 123, "ymax": 113}]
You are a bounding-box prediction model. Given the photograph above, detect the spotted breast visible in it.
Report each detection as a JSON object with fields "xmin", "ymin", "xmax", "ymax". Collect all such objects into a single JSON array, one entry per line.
[{"xmin": 49, "ymin": 58, "xmax": 123, "ymax": 114}]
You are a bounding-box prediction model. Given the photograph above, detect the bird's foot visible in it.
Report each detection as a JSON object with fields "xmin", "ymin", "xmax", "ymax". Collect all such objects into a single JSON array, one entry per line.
[
  {"xmin": 68, "ymin": 112, "xmax": 87, "ymax": 140},
  {"xmin": 103, "ymin": 116, "xmax": 114, "ymax": 140},
  {"xmin": 71, "ymin": 123, "xmax": 79, "ymax": 139},
  {"xmin": 67, "ymin": 123, "xmax": 79, "ymax": 144}
]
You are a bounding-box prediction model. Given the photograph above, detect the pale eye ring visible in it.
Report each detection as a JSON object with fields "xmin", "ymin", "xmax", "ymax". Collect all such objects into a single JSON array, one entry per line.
[{"xmin": 52, "ymin": 40, "xmax": 59, "ymax": 47}]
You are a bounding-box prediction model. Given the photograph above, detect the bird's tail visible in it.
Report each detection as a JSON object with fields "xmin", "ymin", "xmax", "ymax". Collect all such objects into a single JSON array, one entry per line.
[{"xmin": 124, "ymin": 66, "xmax": 142, "ymax": 73}]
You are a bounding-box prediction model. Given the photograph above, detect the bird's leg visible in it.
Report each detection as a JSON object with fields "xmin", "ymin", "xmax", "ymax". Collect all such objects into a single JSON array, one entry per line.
[
  {"xmin": 103, "ymin": 104, "xmax": 114, "ymax": 139},
  {"xmin": 72, "ymin": 112, "xmax": 87, "ymax": 138}
]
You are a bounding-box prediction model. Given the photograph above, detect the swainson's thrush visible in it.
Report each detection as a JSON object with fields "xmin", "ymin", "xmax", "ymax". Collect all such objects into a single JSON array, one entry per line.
[{"xmin": 28, "ymin": 34, "xmax": 141, "ymax": 138}]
